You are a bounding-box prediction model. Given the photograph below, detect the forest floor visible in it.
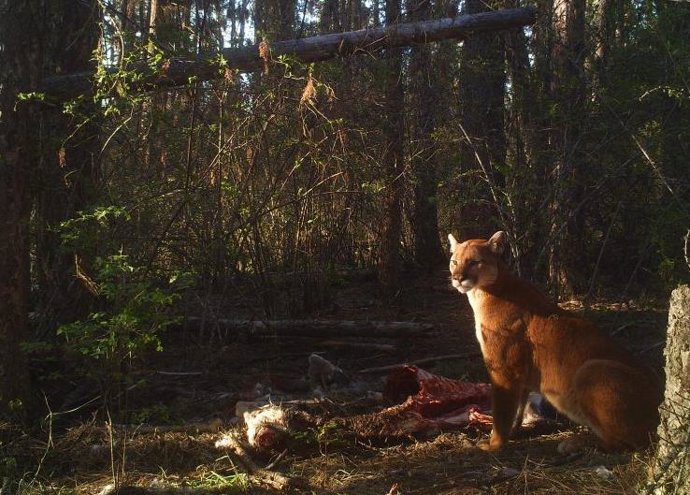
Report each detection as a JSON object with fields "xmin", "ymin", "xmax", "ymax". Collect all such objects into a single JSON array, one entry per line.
[{"xmin": 6, "ymin": 268, "xmax": 669, "ymax": 494}]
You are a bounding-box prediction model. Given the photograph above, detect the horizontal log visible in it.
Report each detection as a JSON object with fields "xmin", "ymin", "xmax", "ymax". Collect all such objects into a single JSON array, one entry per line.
[
  {"xmin": 186, "ymin": 317, "xmax": 435, "ymax": 338},
  {"xmin": 318, "ymin": 340, "xmax": 397, "ymax": 352},
  {"xmin": 40, "ymin": 7, "xmax": 536, "ymax": 98}
]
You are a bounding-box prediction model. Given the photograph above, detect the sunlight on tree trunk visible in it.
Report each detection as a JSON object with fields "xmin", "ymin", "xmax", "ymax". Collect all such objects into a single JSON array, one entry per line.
[{"xmin": 645, "ymin": 285, "xmax": 690, "ymax": 494}]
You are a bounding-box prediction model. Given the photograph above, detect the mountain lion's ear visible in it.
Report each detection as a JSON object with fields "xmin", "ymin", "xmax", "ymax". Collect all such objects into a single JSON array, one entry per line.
[
  {"xmin": 488, "ymin": 231, "xmax": 508, "ymax": 254},
  {"xmin": 448, "ymin": 234, "xmax": 459, "ymax": 251}
]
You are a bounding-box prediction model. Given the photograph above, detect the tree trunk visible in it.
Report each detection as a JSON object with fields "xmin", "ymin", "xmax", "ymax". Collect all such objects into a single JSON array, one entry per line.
[
  {"xmin": 34, "ymin": 0, "xmax": 101, "ymax": 335},
  {"xmin": 503, "ymin": 0, "xmax": 547, "ymax": 279},
  {"xmin": 457, "ymin": 0, "xmax": 507, "ymax": 239},
  {"xmin": 319, "ymin": 0, "xmax": 341, "ymax": 33},
  {"xmin": 40, "ymin": 8, "xmax": 537, "ymax": 98},
  {"xmin": 592, "ymin": 0, "xmax": 614, "ymax": 89},
  {"xmin": 408, "ymin": 0, "xmax": 447, "ymax": 270},
  {"xmin": 646, "ymin": 285, "xmax": 690, "ymax": 494},
  {"xmin": 378, "ymin": 0, "xmax": 405, "ymax": 296},
  {"xmin": 254, "ymin": 0, "xmax": 297, "ymax": 41},
  {"xmin": 0, "ymin": 1, "xmax": 38, "ymax": 418},
  {"xmin": 546, "ymin": 0, "xmax": 587, "ymax": 297}
]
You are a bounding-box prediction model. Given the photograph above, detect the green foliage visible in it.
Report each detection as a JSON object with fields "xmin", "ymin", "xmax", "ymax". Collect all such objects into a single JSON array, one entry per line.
[
  {"xmin": 16, "ymin": 92, "xmax": 46, "ymax": 102},
  {"xmin": 190, "ymin": 469, "xmax": 249, "ymax": 491},
  {"xmin": 56, "ymin": 205, "xmax": 192, "ymax": 408},
  {"xmin": 0, "ymin": 454, "xmax": 18, "ymax": 485},
  {"xmin": 50, "ymin": 0, "xmax": 690, "ymax": 321},
  {"xmin": 56, "ymin": 251, "xmax": 182, "ymax": 361},
  {"xmin": 59, "ymin": 206, "xmax": 130, "ymax": 250},
  {"xmin": 130, "ymin": 402, "xmax": 175, "ymax": 424}
]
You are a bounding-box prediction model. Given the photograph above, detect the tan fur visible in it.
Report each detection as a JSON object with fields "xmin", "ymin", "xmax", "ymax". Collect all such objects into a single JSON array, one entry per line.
[{"xmin": 448, "ymin": 231, "xmax": 662, "ymax": 452}]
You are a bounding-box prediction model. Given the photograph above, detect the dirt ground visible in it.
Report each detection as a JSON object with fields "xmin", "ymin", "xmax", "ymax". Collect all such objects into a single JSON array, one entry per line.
[{"xmin": 9, "ymin": 268, "xmax": 668, "ymax": 494}]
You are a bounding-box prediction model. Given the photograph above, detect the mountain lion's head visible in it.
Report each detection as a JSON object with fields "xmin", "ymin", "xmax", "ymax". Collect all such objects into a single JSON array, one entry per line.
[{"xmin": 448, "ymin": 231, "xmax": 507, "ymax": 293}]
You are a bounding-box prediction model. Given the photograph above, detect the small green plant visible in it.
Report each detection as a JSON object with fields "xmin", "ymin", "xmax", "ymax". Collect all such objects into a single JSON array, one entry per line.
[
  {"xmin": 0, "ymin": 454, "xmax": 18, "ymax": 480},
  {"xmin": 57, "ymin": 206, "xmax": 192, "ymax": 412},
  {"xmin": 130, "ymin": 402, "xmax": 174, "ymax": 424},
  {"xmin": 57, "ymin": 252, "xmax": 183, "ymax": 361},
  {"xmin": 191, "ymin": 469, "xmax": 249, "ymax": 491}
]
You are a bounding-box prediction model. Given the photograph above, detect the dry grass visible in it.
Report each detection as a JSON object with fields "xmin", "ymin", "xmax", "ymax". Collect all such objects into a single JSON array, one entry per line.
[
  {"xmin": 3, "ymin": 417, "xmax": 654, "ymax": 494},
  {"xmin": 4, "ymin": 271, "xmax": 666, "ymax": 494},
  {"xmin": 292, "ymin": 430, "xmax": 652, "ymax": 494}
]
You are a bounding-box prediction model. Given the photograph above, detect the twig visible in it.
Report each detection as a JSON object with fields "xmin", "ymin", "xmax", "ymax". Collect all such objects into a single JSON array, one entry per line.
[
  {"xmin": 357, "ymin": 352, "xmax": 481, "ymax": 374},
  {"xmin": 638, "ymin": 340, "xmax": 665, "ymax": 354},
  {"xmin": 105, "ymin": 411, "xmax": 118, "ymax": 491},
  {"xmin": 585, "ymin": 200, "xmax": 622, "ymax": 301},
  {"xmin": 264, "ymin": 448, "xmax": 289, "ymax": 470},
  {"xmin": 611, "ymin": 322, "xmax": 634, "ymax": 337},
  {"xmin": 683, "ymin": 229, "xmax": 690, "ymax": 274},
  {"xmin": 33, "ymin": 393, "xmax": 56, "ymax": 480},
  {"xmin": 111, "ymin": 418, "xmax": 223, "ymax": 434},
  {"xmin": 220, "ymin": 432, "xmax": 306, "ymax": 491}
]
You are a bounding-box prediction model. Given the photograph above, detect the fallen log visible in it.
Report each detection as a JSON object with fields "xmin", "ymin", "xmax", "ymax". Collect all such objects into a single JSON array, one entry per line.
[
  {"xmin": 40, "ymin": 8, "xmax": 536, "ymax": 98},
  {"xmin": 186, "ymin": 317, "xmax": 435, "ymax": 338},
  {"xmin": 318, "ymin": 339, "xmax": 396, "ymax": 352}
]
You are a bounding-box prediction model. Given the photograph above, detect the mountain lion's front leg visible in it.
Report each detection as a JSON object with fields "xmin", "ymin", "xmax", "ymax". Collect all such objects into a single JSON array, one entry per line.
[{"xmin": 479, "ymin": 383, "xmax": 523, "ymax": 451}]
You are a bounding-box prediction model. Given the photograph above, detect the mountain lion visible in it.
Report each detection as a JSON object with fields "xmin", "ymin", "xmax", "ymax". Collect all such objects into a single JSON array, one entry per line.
[{"xmin": 448, "ymin": 231, "xmax": 662, "ymax": 452}]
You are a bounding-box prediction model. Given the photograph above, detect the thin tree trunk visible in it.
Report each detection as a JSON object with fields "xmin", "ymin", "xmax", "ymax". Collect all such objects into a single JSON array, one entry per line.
[
  {"xmin": 319, "ymin": 0, "xmax": 341, "ymax": 32},
  {"xmin": 592, "ymin": 0, "xmax": 614, "ymax": 88},
  {"xmin": 547, "ymin": 0, "xmax": 587, "ymax": 297},
  {"xmin": 408, "ymin": 0, "xmax": 446, "ymax": 270},
  {"xmin": 457, "ymin": 0, "xmax": 507, "ymax": 239},
  {"xmin": 378, "ymin": 0, "xmax": 405, "ymax": 296},
  {"xmin": 504, "ymin": 0, "xmax": 545, "ymax": 278},
  {"xmin": 254, "ymin": 0, "xmax": 297, "ymax": 41}
]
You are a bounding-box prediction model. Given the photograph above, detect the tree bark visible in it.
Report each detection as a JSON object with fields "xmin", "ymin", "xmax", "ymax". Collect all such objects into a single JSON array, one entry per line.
[
  {"xmin": 646, "ymin": 285, "xmax": 690, "ymax": 494},
  {"xmin": 408, "ymin": 0, "xmax": 447, "ymax": 270},
  {"xmin": 457, "ymin": 0, "xmax": 507, "ymax": 239},
  {"xmin": 503, "ymin": 0, "xmax": 543, "ymax": 279},
  {"xmin": 0, "ymin": 1, "xmax": 37, "ymax": 418},
  {"xmin": 377, "ymin": 0, "xmax": 405, "ymax": 297},
  {"xmin": 254, "ymin": 0, "xmax": 297, "ymax": 41},
  {"xmin": 546, "ymin": 0, "xmax": 587, "ymax": 297},
  {"xmin": 40, "ymin": 8, "xmax": 537, "ymax": 98},
  {"xmin": 34, "ymin": 0, "xmax": 101, "ymax": 335}
]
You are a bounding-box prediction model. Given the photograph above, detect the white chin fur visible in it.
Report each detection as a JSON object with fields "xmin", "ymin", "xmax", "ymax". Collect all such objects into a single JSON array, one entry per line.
[
  {"xmin": 452, "ymin": 280, "xmax": 473, "ymax": 293},
  {"xmin": 460, "ymin": 280, "xmax": 475, "ymax": 292}
]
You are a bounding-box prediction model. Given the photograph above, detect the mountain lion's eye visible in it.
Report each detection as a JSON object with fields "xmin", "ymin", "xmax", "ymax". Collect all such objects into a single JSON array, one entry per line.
[
  {"xmin": 469, "ymin": 259, "xmax": 481, "ymax": 267},
  {"xmin": 451, "ymin": 259, "xmax": 458, "ymax": 266}
]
